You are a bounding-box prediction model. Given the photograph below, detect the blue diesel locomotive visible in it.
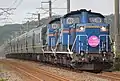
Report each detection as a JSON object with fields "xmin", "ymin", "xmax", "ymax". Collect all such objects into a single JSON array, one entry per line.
[{"xmin": 5, "ymin": 9, "xmax": 114, "ymax": 71}]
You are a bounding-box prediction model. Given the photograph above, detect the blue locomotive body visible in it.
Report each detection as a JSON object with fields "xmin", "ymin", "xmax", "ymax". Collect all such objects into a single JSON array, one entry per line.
[
  {"xmin": 61, "ymin": 9, "xmax": 110, "ymax": 53},
  {"xmin": 53, "ymin": 9, "xmax": 113, "ymax": 70},
  {"xmin": 47, "ymin": 18, "xmax": 61, "ymax": 49}
]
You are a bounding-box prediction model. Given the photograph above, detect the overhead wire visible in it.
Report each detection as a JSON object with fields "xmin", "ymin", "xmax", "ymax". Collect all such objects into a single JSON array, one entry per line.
[
  {"xmin": 52, "ymin": 0, "xmax": 58, "ymax": 3},
  {"xmin": 40, "ymin": 7, "xmax": 60, "ymax": 16},
  {"xmin": 6, "ymin": 0, "xmax": 23, "ymax": 24},
  {"xmin": 0, "ymin": 0, "xmax": 18, "ymax": 15},
  {"xmin": 15, "ymin": 0, "xmax": 23, "ymax": 8},
  {"xmin": 0, "ymin": 0, "xmax": 23, "ymax": 25},
  {"xmin": 9, "ymin": 0, "xmax": 18, "ymax": 8},
  {"xmin": 39, "ymin": 0, "xmax": 60, "ymax": 16}
]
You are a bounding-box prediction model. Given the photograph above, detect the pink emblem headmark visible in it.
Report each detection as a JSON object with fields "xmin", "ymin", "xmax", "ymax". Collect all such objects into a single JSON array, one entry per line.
[{"xmin": 88, "ymin": 36, "xmax": 100, "ymax": 47}]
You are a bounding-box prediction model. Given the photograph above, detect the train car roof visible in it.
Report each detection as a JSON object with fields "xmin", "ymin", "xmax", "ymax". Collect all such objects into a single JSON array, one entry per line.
[
  {"xmin": 10, "ymin": 25, "xmax": 47, "ymax": 41},
  {"xmin": 49, "ymin": 18, "xmax": 60, "ymax": 24},
  {"xmin": 63, "ymin": 9, "xmax": 105, "ymax": 18}
]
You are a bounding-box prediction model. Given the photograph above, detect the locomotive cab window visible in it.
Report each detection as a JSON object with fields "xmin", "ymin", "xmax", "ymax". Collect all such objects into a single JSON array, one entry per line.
[
  {"xmin": 66, "ymin": 17, "xmax": 80, "ymax": 24},
  {"xmin": 89, "ymin": 17, "xmax": 103, "ymax": 23}
]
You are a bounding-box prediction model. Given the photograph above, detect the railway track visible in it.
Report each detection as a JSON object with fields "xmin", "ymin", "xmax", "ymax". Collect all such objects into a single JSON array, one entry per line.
[
  {"xmin": 83, "ymin": 71, "xmax": 120, "ymax": 81},
  {"xmin": 0, "ymin": 59, "xmax": 72, "ymax": 81},
  {"xmin": 17, "ymin": 60, "xmax": 120, "ymax": 81},
  {"xmin": 98, "ymin": 72, "xmax": 120, "ymax": 81},
  {"xmin": 33, "ymin": 61, "xmax": 120, "ymax": 81},
  {"xmin": 1, "ymin": 59, "xmax": 120, "ymax": 81}
]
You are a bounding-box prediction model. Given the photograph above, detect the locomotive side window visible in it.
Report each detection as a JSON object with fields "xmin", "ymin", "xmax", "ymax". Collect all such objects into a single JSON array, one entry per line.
[
  {"xmin": 67, "ymin": 17, "xmax": 80, "ymax": 24},
  {"xmin": 89, "ymin": 17, "xmax": 103, "ymax": 23}
]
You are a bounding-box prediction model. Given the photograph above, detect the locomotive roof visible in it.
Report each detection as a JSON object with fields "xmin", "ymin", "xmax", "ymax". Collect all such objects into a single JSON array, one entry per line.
[
  {"xmin": 63, "ymin": 9, "xmax": 105, "ymax": 18},
  {"xmin": 49, "ymin": 18, "xmax": 60, "ymax": 24}
]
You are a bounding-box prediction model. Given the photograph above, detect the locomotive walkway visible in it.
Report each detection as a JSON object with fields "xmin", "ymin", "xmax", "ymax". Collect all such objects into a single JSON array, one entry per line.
[{"xmin": 0, "ymin": 59, "xmax": 72, "ymax": 81}]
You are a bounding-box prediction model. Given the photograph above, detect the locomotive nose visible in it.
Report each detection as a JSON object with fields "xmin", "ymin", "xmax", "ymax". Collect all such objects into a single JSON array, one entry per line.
[{"xmin": 88, "ymin": 35, "xmax": 100, "ymax": 47}]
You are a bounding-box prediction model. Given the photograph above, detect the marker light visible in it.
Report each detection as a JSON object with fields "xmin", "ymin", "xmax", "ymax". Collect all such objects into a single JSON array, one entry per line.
[
  {"xmin": 79, "ymin": 26, "xmax": 85, "ymax": 31},
  {"xmin": 101, "ymin": 26, "xmax": 107, "ymax": 31}
]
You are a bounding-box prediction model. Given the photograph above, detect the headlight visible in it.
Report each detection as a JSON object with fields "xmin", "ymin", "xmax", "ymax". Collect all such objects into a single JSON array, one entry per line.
[
  {"xmin": 101, "ymin": 26, "xmax": 107, "ymax": 31},
  {"xmin": 80, "ymin": 52, "xmax": 84, "ymax": 56},
  {"xmin": 79, "ymin": 26, "xmax": 85, "ymax": 31}
]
